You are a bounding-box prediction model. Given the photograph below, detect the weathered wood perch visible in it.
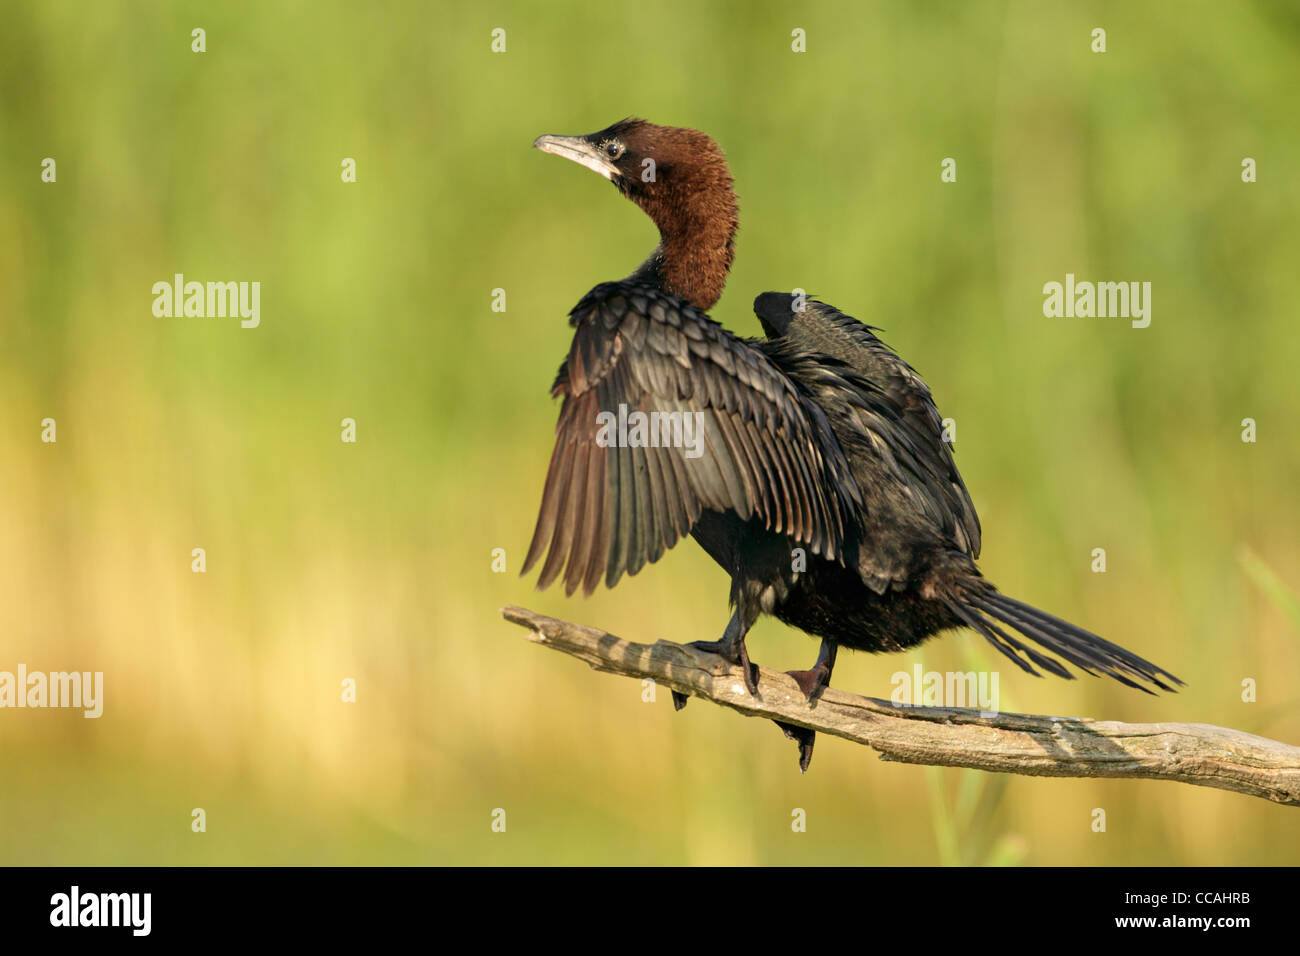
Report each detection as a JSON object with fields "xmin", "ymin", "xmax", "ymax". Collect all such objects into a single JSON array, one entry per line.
[{"xmin": 502, "ymin": 605, "xmax": 1300, "ymax": 807}]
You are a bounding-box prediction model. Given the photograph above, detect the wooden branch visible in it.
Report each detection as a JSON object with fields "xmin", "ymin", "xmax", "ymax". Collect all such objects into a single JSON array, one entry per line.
[{"xmin": 502, "ymin": 605, "xmax": 1300, "ymax": 807}]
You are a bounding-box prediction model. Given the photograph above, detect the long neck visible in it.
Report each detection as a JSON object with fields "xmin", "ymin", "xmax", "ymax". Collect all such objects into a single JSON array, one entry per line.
[{"xmin": 631, "ymin": 187, "xmax": 737, "ymax": 312}]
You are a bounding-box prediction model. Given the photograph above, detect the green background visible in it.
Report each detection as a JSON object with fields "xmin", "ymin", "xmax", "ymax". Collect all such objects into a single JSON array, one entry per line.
[{"xmin": 2, "ymin": 0, "xmax": 1298, "ymax": 864}]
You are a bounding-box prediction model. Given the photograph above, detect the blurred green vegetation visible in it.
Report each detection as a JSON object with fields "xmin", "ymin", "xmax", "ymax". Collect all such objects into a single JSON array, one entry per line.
[{"xmin": 2, "ymin": 0, "xmax": 1299, "ymax": 864}]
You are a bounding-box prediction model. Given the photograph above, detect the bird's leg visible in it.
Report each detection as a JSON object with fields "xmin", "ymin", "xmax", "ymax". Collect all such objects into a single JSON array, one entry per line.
[
  {"xmin": 671, "ymin": 605, "xmax": 759, "ymax": 709},
  {"xmin": 773, "ymin": 640, "xmax": 838, "ymax": 772}
]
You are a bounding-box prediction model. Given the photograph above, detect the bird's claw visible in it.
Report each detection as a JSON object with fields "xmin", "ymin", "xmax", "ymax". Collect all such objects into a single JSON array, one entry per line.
[
  {"xmin": 775, "ymin": 721, "xmax": 816, "ymax": 773},
  {"xmin": 785, "ymin": 664, "xmax": 832, "ymax": 702},
  {"xmin": 680, "ymin": 637, "xmax": 759, "ymax": 696}
]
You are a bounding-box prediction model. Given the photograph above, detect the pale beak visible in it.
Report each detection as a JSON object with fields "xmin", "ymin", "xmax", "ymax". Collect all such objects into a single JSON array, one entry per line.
[{"xmin": 533, "ymin": 134, "xmax": 620, "ymax": 181}]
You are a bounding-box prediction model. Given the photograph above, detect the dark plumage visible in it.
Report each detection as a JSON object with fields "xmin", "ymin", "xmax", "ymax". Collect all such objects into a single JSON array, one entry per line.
[
  {"xmin": 524, "ymin": 282, "xmax": 860, "ymax": 597},
  {"xmin": 524, "ymin": 119, "xmax": 1180, "ymax": 770}
]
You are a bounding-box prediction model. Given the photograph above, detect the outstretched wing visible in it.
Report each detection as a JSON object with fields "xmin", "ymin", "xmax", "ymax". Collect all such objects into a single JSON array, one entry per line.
[
  {"xmin": 754, "ymin": 292, "xmax": 982, "ymax": 559},
  {"xmin": 524, "ymin": 281, "xmax": 862, "ymax": 596}
]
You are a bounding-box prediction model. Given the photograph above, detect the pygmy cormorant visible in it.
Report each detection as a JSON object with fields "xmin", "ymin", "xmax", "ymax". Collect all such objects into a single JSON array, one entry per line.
[{"xmin": 522, "ymin": 119, "xmax": 1180, "ymax": 770}]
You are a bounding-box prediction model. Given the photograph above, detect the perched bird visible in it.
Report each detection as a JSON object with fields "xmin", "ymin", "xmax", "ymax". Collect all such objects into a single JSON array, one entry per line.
[{"xmin": 523, "ymin": 118, "xmax": 1180, "ymax": 770}]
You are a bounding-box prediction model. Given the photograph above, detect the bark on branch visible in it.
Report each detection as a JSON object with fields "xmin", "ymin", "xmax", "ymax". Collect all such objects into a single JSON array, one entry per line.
[{"xmin": 502, "ymin": 605, "xmax": 1300, "ymax": 807}]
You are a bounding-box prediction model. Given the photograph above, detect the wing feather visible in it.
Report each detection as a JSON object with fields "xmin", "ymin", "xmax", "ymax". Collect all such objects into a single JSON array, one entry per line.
[{"xmin": 523, "ymin": 281, "xmax": 859, "ymax": 593}]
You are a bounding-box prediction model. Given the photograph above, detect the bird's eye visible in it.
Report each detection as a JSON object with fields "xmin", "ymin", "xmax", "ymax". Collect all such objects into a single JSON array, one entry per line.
[{"xmin": 604, "ymin": 141, "xmax": 624, "ymax": 160}]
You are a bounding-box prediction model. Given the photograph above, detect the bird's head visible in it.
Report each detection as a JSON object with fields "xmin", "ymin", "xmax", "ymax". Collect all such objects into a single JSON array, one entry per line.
[{"xmin": 533, "ymin": 118, "xmax": 738, "ymax": 310}]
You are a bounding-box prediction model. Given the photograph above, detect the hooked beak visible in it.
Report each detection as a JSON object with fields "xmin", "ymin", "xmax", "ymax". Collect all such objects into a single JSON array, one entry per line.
[{"xmin": 533, "ymin": 134, "xmax": 619, "ymax": 181}]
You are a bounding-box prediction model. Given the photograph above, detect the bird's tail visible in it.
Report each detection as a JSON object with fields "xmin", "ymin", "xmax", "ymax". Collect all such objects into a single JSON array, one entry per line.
[{"xmin": 942, "ymin": 582, "xmax": 1182, "ymax": 694}]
